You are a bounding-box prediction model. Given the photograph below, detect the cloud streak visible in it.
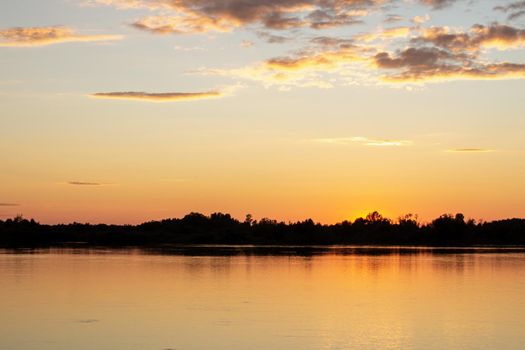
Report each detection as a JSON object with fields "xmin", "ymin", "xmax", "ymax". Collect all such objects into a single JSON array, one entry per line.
[
  {"xmin": 0, "ymin": 26, "xmax": 122, "ymax": 47},
  {"xmin": 91, "ymin": 90, "xmax": 223, "ymax": 102},
  {"xmin": 68, "ymin": 181, "xmax": 103, "ymax": 186},
  {"xmin": 0, "ymin": 203, "xmax": 20, "ymax": 206},
  {"xmin": 313, "ymin": 137, "xmax": 413, "ymax": 147},
  {"xmin": 446, "ymin": 148, "xmax": 495, "ymax": 153}
]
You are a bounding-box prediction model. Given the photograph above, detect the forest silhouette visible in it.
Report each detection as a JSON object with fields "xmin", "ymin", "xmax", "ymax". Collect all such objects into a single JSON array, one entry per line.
[{"xmin": 1, "ymin": 212, "xmax": 525, "ymax": 248}]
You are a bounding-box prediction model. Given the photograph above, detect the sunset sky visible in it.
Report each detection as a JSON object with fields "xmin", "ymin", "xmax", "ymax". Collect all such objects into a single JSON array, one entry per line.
[{"xmin": 1, "ymin": 0, "xmax": 524, "ymax": 224}]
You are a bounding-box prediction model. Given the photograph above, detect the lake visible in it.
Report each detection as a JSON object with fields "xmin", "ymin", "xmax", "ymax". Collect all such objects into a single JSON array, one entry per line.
[{"xmin": 1, "ymin": 247, "xmax": 525, "ymax": 350}]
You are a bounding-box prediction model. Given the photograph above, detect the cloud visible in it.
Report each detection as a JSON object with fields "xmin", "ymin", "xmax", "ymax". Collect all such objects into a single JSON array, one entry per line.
[
  {"xmin": 200, "ymin": 24, "xmax": 525, "ymax": 86},
  {"xmin": 241, "ymin": 40, "xmax": 255, "ymax": 48},
  {"xmin": 81, "ymin": 0, "xmax": 163, "ymax": 9},
  {"xmin": 415, "ymin": 24, "xmax": 525, "ymax": 52},
  {"xmin": 193, "ymin": 64, "xmax": 336, "ymax": 89},
  {"xmin": 355, "ymin": 26, "xmax": 412, "ymax": 42},
  {"xmin": 256, "ymin": 31, "xmax": 292, "ymax": 43},
  {"xmin": 384, "ymin": 14, "xmax": 404, "ymax": 23},
  {"xmin": 374, "ymin": 47, "xmax": 525, "ymax": 82},
  {"xmin": 187, "ymin": 12, "xmax": 525, "ymax": 88},
  {"xmin": 313, "ymin": 137, "xmax": 413, "ymax": 147},
  {"xmin": 264, "ymin": 35, "xmax": 368, "ymax": 72},
  {"xmin": 131, "ymin": 15, "xmax": 236, "ymax": 34},
  {"xmin": 446, "ymin": 148, "xmax": 495, "ymax": 153},
  {"xmin": 192, "ymin": 36, "xmax": 372, "ymax": 88},
  {"xmin": 373, "ymin": 24, "xmax": 525, "ymax": 82},
  {"xmin": 305, "ymin": 8, "xmax": 366, "ymax": 29},
  {"xmin": 265, "ymin": 49, "xmax": 359, "ymax": 71},
  {"xmin": 90, "ymin": 0, "xmax": 385, "ymax": 34},
  {"xmin": 90, "ymin": 90, "xmax": 224, "ymax": 102},
  {"xmin": 412, "ymin": 14, "xmax": 431, "ymax": 25},
  {"xmin": 419, "ymin": 0, "xmax": 458, "ymax": 9},
  {"xmin": 68, "ymin": 181, "xmax": 103, "ymax": 186},
  {"xmin": 82, "ymin": 0, "xmax": 467, "ymax": 37},
  {"xmin": 494, "ymin": 1, "xmax": 525, "ymax": 21},
  {"xmin": 0, "ymin": 26, "xmax": 122, "ymax": 47},
  {"xmin": 0, "ymin": 203, "xmax": 20, "ymax": 206},
  {"xmin": 174, "ymin": 45, "xmax": 205, "ymax": 52}
]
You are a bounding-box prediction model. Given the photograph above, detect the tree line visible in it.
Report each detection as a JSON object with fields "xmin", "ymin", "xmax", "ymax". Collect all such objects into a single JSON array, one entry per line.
[{"xmin": 1, "ymin": 212, "xmax": 524, "ymax": 247}]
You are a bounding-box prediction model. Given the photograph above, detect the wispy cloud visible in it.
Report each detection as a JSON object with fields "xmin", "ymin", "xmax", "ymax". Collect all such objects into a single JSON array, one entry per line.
[
  {"xmin": 131, "ymin": 14, "xmax": 236, "ymax": 34},
  {"xmin": 192, "ymin": 37, "xmax": 370, "ymax": 89},
  {"xmin": 0, "ymin": 203, "xmax": 20, "ymax": 206},
  {"xmin": 384, "ymin": 14, "xmax": 403, "ymax": 23},
  {"xmin": 241, "ymin": 40, "xmax": 254, "ymax": 48},
  {"xmin": 419, "ymin": 0, "xmax": 458, "ymax": 10},
  {"xmin": 312, "ymin": 137, "xmax": 413, "ymax": 147},
  {"xmin": 90, "ymin": 90, "xmax": 223, "ymax": 102},
  {"xmin": 495, "ymin": 1, "xmax": 525, "ymax": 21},
  {"xmin": 355, "ymin": 26, "xmax": 412, "ymax": 42},
  {"xmin": 446, "ymin": 148, "xmax": 495, "ymax": 153},
  {"xmin": 256, "ymin": 31, "xmax": 292, "ymax": 44},
  {"xmin": 68, "ymin": 181, "xmax": 103, "ymax": 186},
  {"xmin": 174, "ymin": 45, "xmax": 205, "ymax": 52},
  {"xmin": 0, "ymin": 26, "xmax": 122, "ymax": 47}
]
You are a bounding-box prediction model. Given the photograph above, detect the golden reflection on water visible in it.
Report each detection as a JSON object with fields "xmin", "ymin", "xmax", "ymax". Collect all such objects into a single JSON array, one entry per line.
[{"xmin": 1, "ymin": 248, "xmax": 525, "ymax": 350}]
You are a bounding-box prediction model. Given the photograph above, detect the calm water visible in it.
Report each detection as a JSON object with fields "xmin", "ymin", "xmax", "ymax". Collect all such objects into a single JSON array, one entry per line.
[{"xmin": 1, "ymin": 247, "xmax": 525, "ymax": 350}]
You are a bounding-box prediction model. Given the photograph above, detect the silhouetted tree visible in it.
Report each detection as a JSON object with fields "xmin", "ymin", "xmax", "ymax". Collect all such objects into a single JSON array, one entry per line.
[{"xmin": 1, "ymin": 212, "xmax": 524, "ymax": 247}]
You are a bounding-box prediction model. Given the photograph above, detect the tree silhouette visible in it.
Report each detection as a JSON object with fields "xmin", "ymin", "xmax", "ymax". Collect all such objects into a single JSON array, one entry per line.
[{"xmin": 1, "ymin": 211, "xmax": 524, "ymax": 247}]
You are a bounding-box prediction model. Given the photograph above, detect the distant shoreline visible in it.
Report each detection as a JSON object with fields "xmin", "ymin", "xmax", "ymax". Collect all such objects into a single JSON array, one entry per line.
[{"xmin": 2, "ymin": 211, "xmax": 525, "ymax": 248}]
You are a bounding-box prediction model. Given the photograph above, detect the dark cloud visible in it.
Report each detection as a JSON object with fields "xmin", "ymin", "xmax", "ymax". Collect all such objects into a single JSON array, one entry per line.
[
  {"xmin": 375, "ymin": 46, "xmax": 525, "ymax": 81},
  {"xmin": 375, "ymin": 23, "xmax": 525, "ymax": 82},
  {"xmin": 495, "ymin": 1, "xmax": 525, "ymax": 20},
  {"xmin": 263, "ymin": 12, "xmax": 306, "ymax": 30},
  {"xmin": 0, "ymin": 203, "xmax": 19, "ymax": 206},
  {"xmin": 414, "ymin": 24, "xmax": 525, "ymax": 52},
  {"xmin": 375, "ymin": 47, "xmax": 456, "ymax": 69},
  {"xmin": 306, "ymin": 9, "xmax": 364, "ymax": 29}
]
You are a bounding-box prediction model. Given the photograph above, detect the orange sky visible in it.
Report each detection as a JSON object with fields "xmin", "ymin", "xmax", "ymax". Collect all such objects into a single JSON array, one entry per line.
[{"xmin": 1, "ymin": 0, "xmax": 524, "ymax": 224}]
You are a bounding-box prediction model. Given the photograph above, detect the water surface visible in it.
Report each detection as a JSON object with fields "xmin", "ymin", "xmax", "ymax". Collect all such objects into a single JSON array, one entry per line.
[{"xmin": 1, "ymin": 247, "xmax": 525, "ymax": 350}]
